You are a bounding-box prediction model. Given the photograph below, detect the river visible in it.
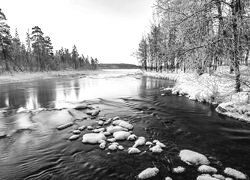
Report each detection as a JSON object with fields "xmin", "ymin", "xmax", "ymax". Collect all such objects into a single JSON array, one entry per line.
[{"xmin": 0, "ymin": 69, "xmax": 249, "ymax": 180}]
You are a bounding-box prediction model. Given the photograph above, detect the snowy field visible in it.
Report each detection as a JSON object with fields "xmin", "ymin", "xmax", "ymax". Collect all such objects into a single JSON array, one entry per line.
[{"xmin": 144, "ymin": 66, "xmax": 250, "ymax": 122}]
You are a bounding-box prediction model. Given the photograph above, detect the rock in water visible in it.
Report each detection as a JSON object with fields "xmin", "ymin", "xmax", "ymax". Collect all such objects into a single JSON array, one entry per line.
[
  {"xmin": 153, "ymin": 140, "xmax": 166, "ymax": 148},
  {"xmin": 138, "ymin": 167, "xmax": 159, "ymax": 179},
  {"xmin": 69, "ymin": 134, "xmax": 80, "ymax": 140},
  {"xmin": 106, "ymin": 125, "xmax": 128, "ymax": 134},
  {"xmin": 78, "ymin": 126, "xmax": 86, "ymax": 131},
  {"xmin": 198, "ymin": 165, "xmax": 217, "ymax": 174},
  {"xmin": 0, "ymin": 132, "xmax": 6, "ymax": 139},
  {"xmin": 224, "ymin": 167, "xmax": 247, "ymax": 180},
  {"xmin": 74, "ymin": 103, "xmax": 88, "ymax": 110},
  {"xmin": 127, "ymin": 134, "xmax": 137, "ymax": 141},
  {"xmin": 113, "ymin": 131, "xmax": 131, "ymax": 140},
  {"xmin": 173, "ymin": 166, "xmax": 185, "ymax": 173},
  {"xmin": 113, "ymin": 120, "xmax": 133, "ymax": 130},
  {"xmin": 92, "ymin": 109, "xmax": 100, "ymax": 116},
  {"xmin": 149, "ymin": 145, "xmax": 163, "ymax": 153},
  {"xmin": 57, "ymin": 122, "xmax": 74, "ymax": 130},
  {"xmin": 165, "ymin": 177, "xmax": 173, "ymax": 180},
  {"xmin": 179, "ymin": 149, "xmax": 210, "ymax": 165},
  {"xmin": 197, "ymin": 174, "xmax": 220, "ymax": 180},
  {"xmin": 133, "ymin": 137, "xmax": 146, "ymax": 147},
  {"xmin": 73, "ymin": 130, "xmax": 81, "ymax": 134},
  {"xmin": 82, "ymin": 133, "xmax": 106, "ymax": 144},
  {"xmin": 128, "ymin": 147, "xmax": 141, "ymax": 154}
]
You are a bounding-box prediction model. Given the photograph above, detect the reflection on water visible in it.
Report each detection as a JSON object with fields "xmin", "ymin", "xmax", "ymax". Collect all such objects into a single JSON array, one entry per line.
[{"xmin": 0, "ymin": 70, "xmax": 141, "ymax": 110}]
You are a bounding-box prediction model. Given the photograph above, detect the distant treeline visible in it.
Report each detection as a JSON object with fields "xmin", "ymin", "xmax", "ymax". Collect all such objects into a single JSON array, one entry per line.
[
  {"xmin": 98, "ymin": 63, "xmax": 139, "ymax": 69},
  {"xmin": 0, "ymin": 9, "xmax": 98, "ymax": 73}
]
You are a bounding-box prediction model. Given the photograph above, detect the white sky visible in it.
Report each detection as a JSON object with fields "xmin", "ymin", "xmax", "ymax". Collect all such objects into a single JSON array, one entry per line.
[{"xmin": 1, "ymin": 0, "xmax": 155, "ymax": 65}]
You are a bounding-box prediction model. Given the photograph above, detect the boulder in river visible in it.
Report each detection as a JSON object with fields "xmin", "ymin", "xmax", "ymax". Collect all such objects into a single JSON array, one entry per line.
[
  {"xmin": 112, "ymin": 120, "xmax": 133, "ymax": 130},
  {"xmin": 224, "ymin": 167, "xmax": 247, "ymax": 180},
  {"xmin": 198, "ymin": 165, "xmax": 217, "ymax": 174},
  {"xmin": 82, "ymin": 133, "xmax": 106, "ymax": 144},
  {"xmin": 149, "ymin": 145, "xmax": 163, "ymax": 153},
  {"xmin": 138, "ymin": 167, "xmax": 159, "ymax": 179},
  {"xmin": 113, "ymin": 131, "xmax": 131, "ymax": 140},
  {"xmin": 179, "ymin": 149, "xmax": 210, "ymax": 165},
  {"xmin": 69, "ymin": 134, "xmax": 80, "ymax": 141},
  {"xmin": 133, "ymin": 137, "xmax": 146, "ymax": 148},
  {"xmin": 74, "ymin": 103, "xmax": 89, "ymax": 110}
]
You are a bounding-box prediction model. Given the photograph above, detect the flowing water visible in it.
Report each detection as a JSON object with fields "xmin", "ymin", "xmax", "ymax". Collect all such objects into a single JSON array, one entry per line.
[{"xmin": 0, "ymin": 69, "xmax": 250, "ymax": 180}]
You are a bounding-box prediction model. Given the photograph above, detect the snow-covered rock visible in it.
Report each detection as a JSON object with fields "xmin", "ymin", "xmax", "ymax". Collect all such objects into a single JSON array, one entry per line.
[
  {"xmin": 87, "ymin": 126, "xmax": 94, "ymax": 130},
  {"xmin": 73, "ymin": 130, "xmax": 81, "ymax": 134},
  {"xmin": 69, "ymin": 134, "xmax": 80, "ymax": 140},
  {"xmin": 198, "ymin": 165, "xmax": 217, "ymax": 174},
  {"xmin": 179, "ymin": 149, "xmax": 210, "ymax": 165},
  {"xmin": 153, "ymin": 140, "xmax": 166, "ymax": 148},
  {"xmin": 118, "ymin": 145, "xmax": 124, "ymax": 150},
  {"xmin": 212, "ymin": 174, "xmax": 225, "ymax": 180},
  {"xmin": 133, "ymin": 136, "xmax": 146, "ymax": 147},
  {"xmin": 107, "ymin": 138, "xmax": 116, "ymax": 142},
  {"xmin": 106, "ymin": 125, "xmax": 128, "ymax": 134},
  {"xmin": 173, "ymin": 166, "xmax": 185, "ymax": 173},
  {"xmin": 92, "ymin": 128, "xmax": 105, "ymax": 133},
  {"xmin": 108, "ymin": 143, "xmax": 118, "ymax": 151},
  {"xmin": 57, "ymin": 122, "xmax": 74, "ymax": 130},
  {"xmin": 127, "ymin": 134, "xmax": 137, "ymax": 141},
  {"xmin": 138, "ymin": 167, "xmax": 159, "ymax": 179},
  {"xmin": 82, "ymin": 133, "xmax": 106, "ymax": 144},
  {"xmin": 128, "ymin": 147, "xmax": 141, "ymax": 154},
  {"xmin": 113, "ymin": 131, "xmax": 131, "ymax": 140},
  {"xmin": 146, "ymin": 141, "xmax": 153, "ymax": 146},
  {"xmin": 224, "ymin": 167, "xmax": 247, "ymax": 180},
  {"xmin": 112, "ymin": 120, "xmax": 133, "ymax": 130},
  {"xmin": 165, "ymin": 177, "xmax": 173, "ymax": 180},
  {"xmin": 197, "ymin": 174, "xmax": 219, "ymax": 180},
  {"xmin": 149, "ymin": 145, "xmax": 163, "ymax": 153},
  {"xmin": 78, "ymin": 125, "xmax": 86, "ymax": 131},
  {"xmin": 98, "ymin": 120, "xmax": 104, "ymax": 126}
]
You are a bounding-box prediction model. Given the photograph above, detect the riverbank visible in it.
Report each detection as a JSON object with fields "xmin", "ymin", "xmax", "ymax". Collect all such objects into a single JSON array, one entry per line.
[
  {"xmin": 144, "ymin": 66, "xmax": 250, "ymax": 122},
  {"xmin": 0, "ymin": 70, "xmax": 103, "ymax": 85}
]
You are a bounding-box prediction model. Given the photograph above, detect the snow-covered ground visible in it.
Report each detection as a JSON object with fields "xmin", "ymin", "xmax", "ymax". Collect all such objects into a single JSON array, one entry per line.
[
  {"xmin": 144, "ymin": 66, "xmax": 250, "ymax": 122},
  {"xmin": 0, "ymin": 70, "xmax": 102, "ymax": 84}
]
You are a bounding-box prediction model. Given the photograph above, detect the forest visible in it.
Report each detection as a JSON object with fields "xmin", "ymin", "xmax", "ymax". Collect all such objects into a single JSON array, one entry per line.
[
  {"xmin": 0, "ymin": 9, "xmax": 98, "ymax": 73},
  {"xmin": 136, "ymin": 0, "xmax": 250, "ymax": 92}
]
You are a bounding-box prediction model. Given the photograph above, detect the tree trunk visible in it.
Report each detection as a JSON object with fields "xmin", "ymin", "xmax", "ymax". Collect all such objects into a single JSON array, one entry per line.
[
  {"xmin": 232, "ymin": 0, "xmax": 241, "ymax": 92},
  {"xmin": 245, "ymin": 48, "xmax": 249, "ymax": 65}
]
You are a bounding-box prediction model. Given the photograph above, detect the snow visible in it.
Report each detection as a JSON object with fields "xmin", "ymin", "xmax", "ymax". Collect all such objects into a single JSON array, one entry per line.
[
  {"xmin": 149, "ymin": 145, "xmax": 163, "ymax": 153},
  {"xmin": 128, "ymin": 147, "xmax": 141, "ymax": 154},
  {"xmin": 173, "ymin": 166, "xmax": 185, "ymax": 173},
  {"xmin": 133, "ymin": 136, "xmax": 146, "ymax": 147},
  {"xmin": 138, "ymin": 167, "xmax": 159, "ymax": 179},
  {"xmin": 113, "ymin": 131, "xmax": 131, "ymax": 140},
  {"xmin": 198, "ymin": 165, "xmax": 217, "ymax": 174},
  {"xmin": 224, "ymin": 167, "xmax": 247, "ymax": 180},
  {"xmin": 82, "ymin": 133, "xmax": 106, "ymax": 144},
  {"xmin": 179, "ymin": 149, "xmax": 210, "ymax": 165},
  {"xmin": 144, "ymin": 66, "xmax": 250, "ymax": 122}
]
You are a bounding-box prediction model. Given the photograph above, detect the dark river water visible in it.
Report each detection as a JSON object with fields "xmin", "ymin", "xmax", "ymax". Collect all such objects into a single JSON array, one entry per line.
[{"xmin": 0, "ymin": 70, "xmax": 250, "ymax": 180}]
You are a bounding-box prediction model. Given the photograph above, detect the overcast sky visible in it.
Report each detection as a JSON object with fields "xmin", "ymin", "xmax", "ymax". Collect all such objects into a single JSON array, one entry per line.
[{"xmin": 1, "ymin": 0, "xmax": 155, "ymax": 65}]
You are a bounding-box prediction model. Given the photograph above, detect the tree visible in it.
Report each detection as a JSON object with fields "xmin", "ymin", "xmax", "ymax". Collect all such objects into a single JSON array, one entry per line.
[{"xmin": 138, "ymin": 36, "xmax": 148, "ymax": 71}]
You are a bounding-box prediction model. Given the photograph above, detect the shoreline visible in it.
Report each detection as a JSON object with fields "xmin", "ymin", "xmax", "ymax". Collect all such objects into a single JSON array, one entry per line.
[
  {"xmin": 0, "ymin": 70, "xmax": 103, "ymax": 85},
  {"xmin": 144, "ymin": 66, "xmax": 250, "ymax": 123}
]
